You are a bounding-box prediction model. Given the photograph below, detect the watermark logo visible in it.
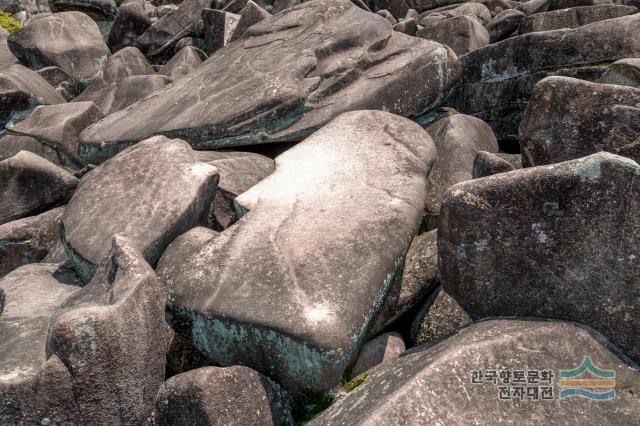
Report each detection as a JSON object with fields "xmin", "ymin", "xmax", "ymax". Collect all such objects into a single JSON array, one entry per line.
[{"xmin": 559, "ymin": 356, "xmax": 615, "ymax": 400}]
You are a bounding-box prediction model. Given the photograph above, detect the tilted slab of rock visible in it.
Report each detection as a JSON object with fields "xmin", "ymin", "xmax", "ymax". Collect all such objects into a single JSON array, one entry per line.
[
  {"xmin": 0, "ymin": 207, "xmax": 64, "ymax": 277},
  {"xmin": 439, "ymin": 152, "xmax": 640, "ymax": 363},
  {"xmin": 49, "ymin": 0, "xmax": 119, "ymax": 21},
  {"xmin": 79, "ymin": 0, "xmax": 459, "ymax": 164},
  {"xmin": 0, "ymin": 151, "xmax": 78, "ymax": 225},
  {"xmin": 159, "ymin": 111, "xmax": 436, "ymax": 397},
  {"xmin": 37, "ymin": 66, "xmax": 78, "ymax": 101},
  {"xmin": 472, "ymin": 150, "xmax": 517, "ymax": 178},
  {"xmin": 416, "ymin": 15, "xmax": 489, "ymax": 56},
  {"xmin": 447, "ymin": 13, "xmax": 640, "ymax": 143},
  {"xmin": 600, "ymin": 57, "xmax": 640, "ymax": 88},
  {"xmin": 310, "ymin": 319, "xmax": 640, "ymax": 425},
  {"xmin": 7, "ymin": 102, "xmax": 104, "ymax": 170},
  {"xmin": 160, "ymin": 46, "xmax": 206, "ymax": 80},
  {"xmin": 0, "ymin": 263, "xmax": 82, "ymax": 425},
  {"xmin": 61, "ymin": 136, "xmax": 219, "ymax": 282},
  {"xmin": 7, "ymin": 12, "xmax": 111, "ymax": 84},
  {"xmin": 519, "ymin": 77, "xmax": 640, "ymax": 166},
  {"xmin": 410, "ymin": 285, "xmax": 470, "ymax": 346},
  {"xmin": 0, "ymin": 64, "xmax": 66, "ymax": 128},
  {"xmin": 0, "ymin": 134, "xmax": 59, "ymax": 165},
  {"xmin": 518, "ymin": 4, "xmax": 638, "ymax": 34}
]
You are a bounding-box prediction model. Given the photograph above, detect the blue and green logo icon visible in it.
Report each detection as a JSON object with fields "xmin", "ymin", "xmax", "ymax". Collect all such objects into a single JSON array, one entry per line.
[{"xmin": 559, "ymin": 356, "xmax": 615, "ymax": 400}]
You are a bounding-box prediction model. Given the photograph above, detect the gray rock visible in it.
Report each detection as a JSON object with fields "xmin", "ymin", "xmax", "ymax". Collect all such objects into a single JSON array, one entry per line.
[
  {"xmin": 372, "ymin": 230, "xmax": 438, "ymax": 332},
  {"xmin": 519, "ymin": 77, "xmax": 640, "ymax": 166},
  {"xmin": 49, "ymin": 0, "xmax": 118, "ymax": 20},
  {"xmin": 421, "ymin": 2, "xmax": 492, "ymax": 25},
  {"xmin": 230, "ymin": 0, "xmax": 270, "ymax": 42},
  {"xmin": 310, "ymin": 319, "xmax": 640, "ymax": 425},
  {"xmin": 377, "ymin": 8, "xmax": 398, "ymax": 24},
  {"xmin": 514, "ymin": 0, "xmax": 550, "ymax": 15},
  {"xmin": 519, "ymin": 4, "xmax": 638, "ymax": 34},
  {"xmin": 410, "ymin": 286, "xmax": 470, "ymax": 346},
  {"xmin": 0, "ymin": 0, "xmax": 37, "ymax": 13},
  {"xmin": 222, "ymin": 0, "xmax": 249, "ymax": 13},
  {"xmin": 7, "ymin": 12, "xmax": 111, "ymax": 85},
  {"xmin": 36, "ymin": 66, "xmax": 77, "ymax": 101},
  {"xmin": 161, "ymin": 45, "xmax": 206, "ymax": 80},
  {"xmin": 61, "ymin": 136, "xmax": 219, "ymax": 282},
  {"xmin": 153, "ymin": 366, "xmax": 294, "ymax": 426},
  {"xmin": 439, "ymin": 152, "xmax": 640, "ymax": 363},
  {"xmin": 107, "ymin": 0, "xmax": 156, "ymax": 52},
  {"xmin": 7, "ymin": 102, "xmax": 104, "ymax": 170},
  {"xmin": 486, "ymin": 9, "xmax": 524, "ymax": 43},
  {"xmin": 417, "ymin": 15, "xmax": 489, "ymax": 56},
  {"xmin": 350, "ymin": 332, "xmax": 405, "ymax": 379},
  {"xmin": 136, "ymin": 0, "xmax": 210, "ymax": 57},
  {"xmin": 79, "ymin": 0, "xmax": 460, "ymax": 164},
  {"xmin": 447, "ymin": 13, "xmax": 640, "ymax": 144},
  {"xmin": 0, "ymin": 151, "xmax": 77, "ymax": 225},
  {"xmin": 108, "ymin": 74, "xmax": 172, "ymax": 111},
  {"xmin": 0, "ymin": 29, "xmax": 18, "ymax": 70},
  {"xmin": 392, "ymin": 16, "xmax": 417, "ymax": 35},
  {"xmin": 0, "ymin": 134, "xmax": 58, "ymax": 165},
  {"xmin": 172, "ymin": 36, "xmax": 207, "ymax": 53},
  {"xmin": 202, "ymin": 8, "xmax": 240, "ymax": 55},
  {"xmin": 0, "ymin": 263, "xmax": 82, "ymax": 426},
  {"xmin": 160, "ymin": 110, "xmax": 436, "ymax": 398},
  {"xmin": 0, "ymin": 64, "xmax": 65, "ymax": 128},
  {"xmin": 0, "ymin": 206, "xmax": 64, "ymax": 277},
  {"xmin": 472, "ymin": 150, "xmax": 516, "ymax": 178},
  {"xmin": 599, "ymin": 57, "xmax": 640, "ymax": 88},
  {"xmin": 423, "ymin": 114, "xmax": 498, "ymax": 231}
]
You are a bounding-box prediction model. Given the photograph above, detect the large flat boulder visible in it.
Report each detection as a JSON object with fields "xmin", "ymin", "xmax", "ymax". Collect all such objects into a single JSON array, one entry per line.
[
  {"xmin": 79, "ymin": 0, "xmax": 460, "ymax": 164},
  {"xmin": 439, "ymin": 152, "xmax": 640, "ymax": 363},
  {"xmin": 447, "ymin": 13, "xmax": 640, "ymax": 144},
  {"xmin": 310, "ymin": 319, "xmax": 640, "ymax": 425},
  {"xmin": 159, "ymin": 110, "xmax": 436, "ymax": 397},
  {"xmin": 519, "ymin": 76, "xmax": 640, "ymax": 165},
  {"xmin": 519, "ymin": 4, "xmax": 638, "ymax": 33},
  {"xmin": 61, "ymin": 135, "xmax": 219, "ymax": 282}
]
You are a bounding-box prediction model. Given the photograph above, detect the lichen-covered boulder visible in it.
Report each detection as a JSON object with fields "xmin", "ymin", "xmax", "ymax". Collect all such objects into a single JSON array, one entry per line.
[
  {"xmin": 159, "ymin": 110, "xmax": 436, "ymax": 397},
  {"xmin": 79, "ymin": 0, "xmax": 460, "ymax": 163},
  {"xmin": 410, "ymin": 286, "xmax": 470, "ymax": 346},
  {"xmin": 439, "ymin": 152, "xmax": 640, "ymax": 363},
  {"xmin": 61, "ymin": 136, "xmax": 219, "ymax": 282}
]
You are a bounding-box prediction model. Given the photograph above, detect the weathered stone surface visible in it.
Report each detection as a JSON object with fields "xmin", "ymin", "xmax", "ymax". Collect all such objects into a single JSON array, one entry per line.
[
  {"xmin": 349, "ymin": 332, "xmax": 405, "ymax": 379},
  {"xmin": 153, "ymin": 366, "xmax": 294, "ymax": 426},
  {"xmin": 373, "ymin": 230, "xmax": 438, "ymax": 332},
  {"xmin": 108, "ymin": 74, "xmax": 172, "ymax": 111},
  {"xmin": 0, "ymin": 262, "xmax": 82, "ymax": 425},
  {"xmin": 36, "ymin": 66, "xmax": 77, "ymax": 101},
  {"xmin": 472, "ymin": 150, "xmax": 516, "ymax": 178},
  {"xmin": 136, "ymin": 0, "xmax": 210, "ymax": 57},
  {"xmin": 7, "ymin": 102, "xmax": 104, "ymax": 170},
  {"xmin": 417, "ymin": 15, "xmax": 489, "ymax": 56},
  {"xmin": 519, "ymin": 77, "xmax": 640, "ymax": 166},
  {"xmin": 420, "ymin": 2, "xmax": 492, "ymax": 25},
  {"xmin": 79, "ymin": 0, "xmax": 459, "ymax": 163},
  {"xmin": 61, "ymin": 136, "xmax": 218, "ymax": 282},
  {"xmin": 202, "ymin": 8, "xmax": 240, "ymax": 55},
  {"xmin": 7, "ymin": 12, "xmax": 110, "ymax": 84},
  {"xmin": 0, "ymin": 30, "xmax": 18, "ymax": 70},
  {"xmin": 439, "ymin": 152, "xmax": 640, "ymax": 363},
  {"xmin": 161, "ymin": 45, "xmax": 205, "ymax": 80},
  {"xmin": 519, "ymin": 4, "xmax": 637, "ymax": 34},
  {"xmin": 514, "ymin": 0, "xmax": 550, "ymax": 15},
  {"xmin": 160, "ymin": 111, "xmax": 436, "ymax": 397},
  {"xmin": 423, "ymin": 114, "xmax": 498, "ymax": 230},
  {"xmin": 599, "ymin": 57, "xmax": 640, "ymax": 88},
  {"xmin": 410, "ymin": 286, "xmax": 470, "ymax": 346},
  {"xmin": 447, "ymin": 13, "xmax": 640, "ymax": 143},
  {"xmin": 73, "ymin": 46, "xmax": 155, "ymax": 115},
  {"xmin": 156, "ymin": 226, "xmax": 219, "ymax": 284},
  {"xmin": 0, "ymin": 206, "xmax": 64, "ymax": 276},
  {"xmin": 107, "ymin": 0, "xmax": 156, "ymax": 52},
  {"xmin": 0, "ymin": 64, "xmax": 65, "ymax": 128},
  {"xmin": 49, "ymin": 0, "xmax": 118, "ymax": 20},
  {"xmin": 0, "ymin": 151, "xmax": 77, "ymax": 225},
  {"xmin": 486, "ymin": 8, "xmax": 524, "ymax": 42},
  {"xmin": 392, "ymin": 16, "xmax": 417, "ymax": 35},
  {"xmin": 310, "ymin": 319, "xmax": 640, "ymax": 425},
  {"xmin": 230, "ymin": 0, "xmax": 270, "ymax": 41},
  {"xmin": 0, "ymin": 134, "xmax": 59, "ymax": 165}
]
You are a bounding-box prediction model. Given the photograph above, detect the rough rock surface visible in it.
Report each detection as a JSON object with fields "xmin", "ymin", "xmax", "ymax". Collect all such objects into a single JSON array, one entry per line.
[
  {"xmin": 61, "ymin": 136, "xmax": 219, "ymax": 282},
  {"xmin": 310, "ymin": 319, "xmax": 640, "ymax": 425},
  {"xmin": 599, "ymin": 57, "xmax": 640, "ymax": 88},
  {"xmin": 160, "ymin": 45, "xmax": 205, "ymax": 80},
  {"xmin": 519, "ymin": 76, "xmax": 640, "ymax": 165},
  {"xmin": 153, "ymin": 366, "xmax": 294, "ymax": 426},
  {"xmin": 107, "ymin": 0, "xmax": 155, "ymax": 52},
  {"xmin": 416, "ymin": 15, "xmax": 489, "ymax": 56},
  {"xmin": 49, "ymin": 0, "xmax": 118, "ymax": 20},
  {"xmin": 410, "ymin": 286, "xmax": 471, "ymax": 346},
  {"xmin": 518, "ymin": 4, "xmax": 638, "ymax": 34},
  {"xmin": 0, "ymin": 134, "xmax": 59, "ymax": 165},
  {"xmin": 160, "ymin": 110, "xmax": 436, "ymax": 397},
  {"xmin": 0, "ymin": 151, "xmax": 78, "ymax": 225},
  {"xmin": 349, "ymin": 332, "xmax": 405, "ymax": 379},
  {"xmin": 439, "ymin": 152, "xmax": 640, "ymax": 363},
  {"xmin": 472, "ymin": 150, "xmax": 516, "ymax": 178},
  {"xmin": 79, "ymin": 0, "xmax": 460, "ymax": 163}
]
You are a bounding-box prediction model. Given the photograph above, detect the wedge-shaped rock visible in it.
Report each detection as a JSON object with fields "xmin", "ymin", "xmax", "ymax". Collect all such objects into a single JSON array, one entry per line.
[
  {"xmin": 79, "ymin": 0, "xmax": 459, "ymax": 164},
  {"xmin": 62, "ymin": 136, "xmax": 219, "ymax": 282},
  {"xmin": 161, "ymin": 46, "xmax": 206, "ymax": 80},
  {"xmin": 447, "ymin": 13, "xmax": 640, "ymax": 143},
  {"xmin": 519, "ymin": 77, "xmax": 640, "ymax": 165},
  {"xmin": 7, "ymin": 12, "xmax": 110, "ymax": 84},
  {"xmin": 160, "ymin": 111, "xmax": 436, "ymax": 397},
  {"xmin": 0, "ymin": 151, "xmax": 78, "ymax": 225},
  {"xmin": 0, "ymin": 263, "xmax": 82, "ymax": 425},
  {"xmin": 7, "ymin": 102, "xmax": 104, "ymax": 170},
  {"xmin": 439, "ymin": 153, "xmax": 640, "ymax": 363},
  {"xmin": 0, "ymin": 207, "xmax": 64, "ymax": 276},
  {"xmin": 0, "ymin": 134, "xmax": 59, "ymax": 165},
  {"xmin": 310, "ymin": 319, "xmax": 640, "ymax": 425},
  {"xmin": 0, "ymin": 64, "xmax": 65, "ymax": 128}
]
